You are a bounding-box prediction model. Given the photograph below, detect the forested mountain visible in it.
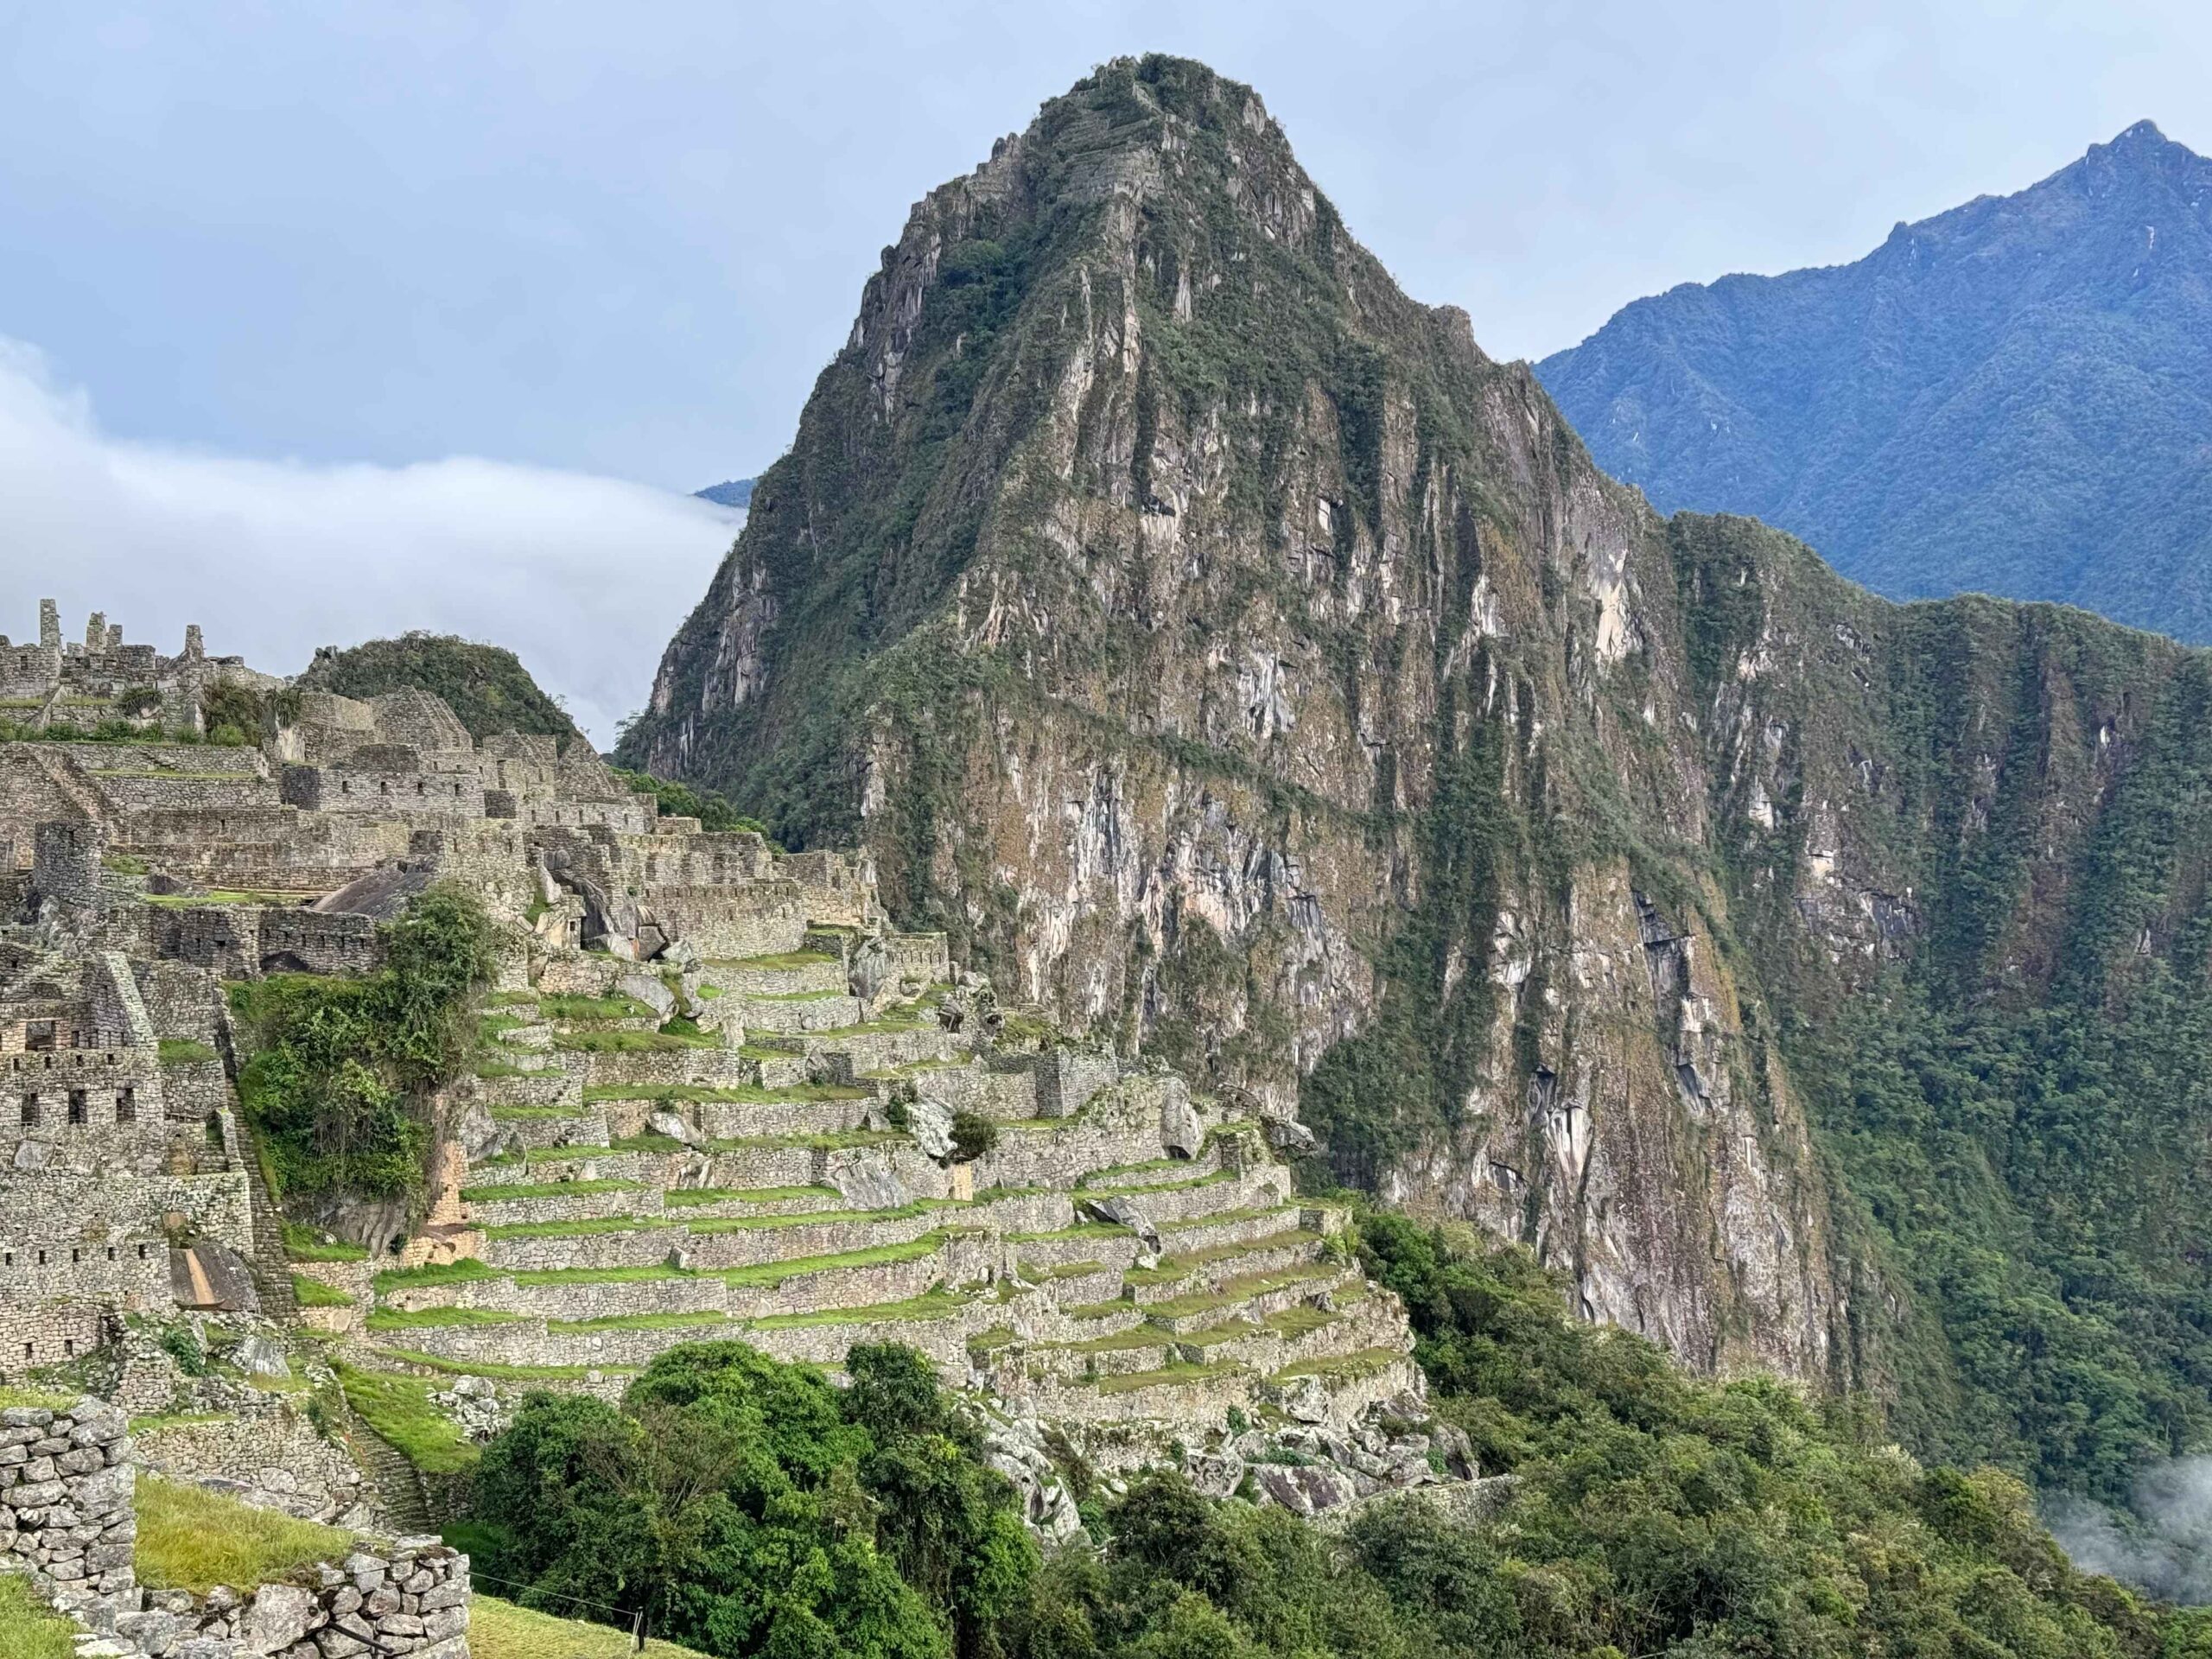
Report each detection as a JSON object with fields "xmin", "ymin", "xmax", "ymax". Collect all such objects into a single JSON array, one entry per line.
[
  {"xmin": 295, "ymin": 632, "xmax": 585, "ymax": 748},
  {"xmin": 621, "ymin": 56, "xmax": 2212, "ymax": 1510},
  {"xmin": 1537, "ymin": 120, "xmax": 2212, "ymax": 639}
]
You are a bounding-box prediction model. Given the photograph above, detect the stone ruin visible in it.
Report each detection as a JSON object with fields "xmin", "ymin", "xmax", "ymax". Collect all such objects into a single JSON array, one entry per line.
[{"xmin": 0, "ymin": 599, "xmax": 1465, "ymax": 1602}]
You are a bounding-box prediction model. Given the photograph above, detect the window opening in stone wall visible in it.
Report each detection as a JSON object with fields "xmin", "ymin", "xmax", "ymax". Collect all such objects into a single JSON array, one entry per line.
[
  {"xmin": 67, "ymin": 1090, "xmax": 86, "ymax": 1125},
  {"xmin": 117, "ymin": 1086, "xmax": 135, "ymax": 1124},
  {"xmin": 25, "ymin": 1020, "xmax": 54, "ymax": 1052},
  {"xmin": 20, "ymin": 1095, "xmax": 36, "ymax": 1127}
]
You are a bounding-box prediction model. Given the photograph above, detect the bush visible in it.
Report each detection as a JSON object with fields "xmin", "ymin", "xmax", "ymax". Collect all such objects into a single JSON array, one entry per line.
[
  {"xmin": 948, "ymin": 1112, "xmax": 998, "ymax": 1164},
  {"xmin": 475, "ymin": 1339, "xmax": 1030, "ymax": 1659},
  {"xmin": 232, "ymin": 886, "xmax": 493, "ymax": 1201}
]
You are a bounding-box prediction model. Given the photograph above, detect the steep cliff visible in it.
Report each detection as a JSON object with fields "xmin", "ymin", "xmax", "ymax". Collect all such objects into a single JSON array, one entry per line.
[{"xmin": 623, "ymin": 57, "xmax": 2212, "ymax": 1497}]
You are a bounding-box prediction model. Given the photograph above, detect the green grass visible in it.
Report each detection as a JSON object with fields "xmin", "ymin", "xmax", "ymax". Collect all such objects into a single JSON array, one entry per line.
[
  {"xmin": 744, "ymin": 987, "xmax": 845, "ymax": 1003},
  {"xmin": 510, "ymin": 1264, "xmax": 684, "ymax": 1287},
  {"xmin": 1079, "ymin": 1169, "xmax": 1236, "ymax": 1199},
  {"xmin": 747, "ymin": 1290, "xmax": 969, "ymax": 1330},
  {"xmin": 541, "ymin": 993, "xmax": 657, "ymax": 1020},
  {"xmin": 373, "ymin": 1257, "xmax": 502, "ymax": 1294},
  {"xmin": 1094, "ymin": 1360, "xmax": 1246, "ymax": 1395},
  {"xmin": 0, "ymin": 1571, "xmax": 85, "ymax": 1659},
  {"xmin": 334, "ymin": 1363, "xmax": 480, "ymax": 1472},
  {"xmin": 488, "ymin": 1104, "xmax": 585, "ymax": 1122},
  {"xmin": 663, "ymin": 1185, "xmax": 840, "ymax": 1207},
  {"xmin": 0, "ymin": 1386, "xmax": 81, "ymax": 1412},
  {"xmin": 721, "ymin": 1234, "xmax": 948, "ymax": 1287},
  {"xmin": 582, "ymin": 1082, "xmax": 869, "ymax": 1104},
  {"xmin": 365, "ymin": 1306, "xmax": 526, "ymax": 1332},
  {"xmin": 487, "ymin": 990, "xmax": 540, "ymax": 1007},
  {"xmin": 484, "ymin": 1215, "xmax": 682, "ymax": 1240},
  {"xmin": 137, "ymin": 1476, "xmax": 353, "ymax": 1592},
  {"xmin": 283, "ymin": 1222, "xmax": 367, "ymax": 1262},
  {"xmin": 461, "ymin": 1179, "xmax": 645, "ymax": 1203},
  {"xmin": 143, "ymin": 888, "xmax": 306, "ymax": 907},
  {"xmin": 709, "ymin": 950, "xmax": 838, "ymax": 971},
  {"xmin": 708, "ymin": 1128, "xmax": 903, "ymax": 1152},
  {"xmin": 1269, "ymin": 1346, "xmax": 1403, "ymax": 1382},
  {"xmin": 370, "ymin": 1347, "xmax": 630, "ymax": 1383},
  {"xmin": 291, "ymin": 1274, "xmax": 354, "ymax": 1308},
  {"xmin": 1143, "ymin": 1263, "xmax": 1344, "ymax": 1321},
  {"xmin": 555, "ymin": 1028, "xmax": 720, "ymax": 1053},
  {"xmin": 547, "ymin": 1311, "xmax": 732, "ymax": 1333},
  {"xmin": 1002, "ymin": 1221, "xmax": 1134, "ymax": 1244},
  {"xmin": 1123, "ymin": 1228, "xmax": 1320, "ymax": 1287},
  {"xmin": 156, "ymin": 1037, "xmax": 218, "ymax": 1064},
  {"xmin": 471, "ymin": 1593, "xmax": 715, "ymax": 1659}
]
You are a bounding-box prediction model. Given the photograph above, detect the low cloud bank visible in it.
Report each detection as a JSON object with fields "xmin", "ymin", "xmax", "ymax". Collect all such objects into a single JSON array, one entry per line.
[
  {"xmin": 2048, "ymin": 1458, "xmax": 2212, "ymax": 1604},
  {"xmin": 0, "ymin": 338, "xmax": 739, "ymax": 744}
]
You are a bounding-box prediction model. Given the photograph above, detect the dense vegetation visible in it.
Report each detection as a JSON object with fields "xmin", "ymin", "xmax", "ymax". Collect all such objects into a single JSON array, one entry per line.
[
  {"xmin": 463, "ymin": 1222, "xmax": 2212, "ymax": 1656},
  {"xmin": 609, "ymin": 766, "xmax": 774, "ymax": 839},
  {"xmin": 295, "ymin": 632, "xmax": 584, "ymax": 748},
  {"xmin": 1537, "ymin": 121, "xmax": 2212, "ymax": 642},
  {"xmin": 232, "ymin": 886, "xmax": 493, "ymax": 1201}
]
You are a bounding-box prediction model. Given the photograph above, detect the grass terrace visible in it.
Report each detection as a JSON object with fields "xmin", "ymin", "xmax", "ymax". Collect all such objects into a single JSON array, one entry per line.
[
  {"xmin": 370, "ymin": 1348, "xmax": 630, "ymax": 1383},
  {"xmin": 582, "ymin": 1082, "xmax": 869, "ymax": 1105},
  {"xmin": 460, "ymin": 1179, "xmax": 645, "ymax": 1203},
  {"xmin": 747, "ymin": 1289, "xmax": 969, "ymax": 1330},
  {"xmin": 1122, "ymin": 1228, "xmax": 1321, "ymax": 1287},
  {"xmin": 290, "ymin": 1274, "xmax": 353, "ymax": 1308},
  {"xmin": 1093, "ymin": 1359, "xmax": 1246, "ymax": 1395},
  {"xmin": 156, "ymin": 1038, "xmax": 219, "ymax": 1065},
  {"xmin": 136, "ymin": 1476, "xmax": 352, "ymax": 1594},
  {"xmin": 540, "ymin": 993, "xmax": 658, "ymax": 1020},
  {"xmin": 662, "ymin": 1185, "xmax": 841, "ymax": 1207},
  {"xmin": 334, "ymin": 1363, "xmax": 482, "ymax": 1470},
  {"xmin": 283, "ymin": 1223, "xmax": 368, "ymax": 1263},
  {"xmin": 471, "ymin": 1593, "xmax": 714, "ymax": 1659},
  {"xmin": 365, "ymin": 1306, "xmax": 527, "ymax": 1332},
  {"xmin": 709, "ymin": 950, "xmax": 839, "ymax": 972}
]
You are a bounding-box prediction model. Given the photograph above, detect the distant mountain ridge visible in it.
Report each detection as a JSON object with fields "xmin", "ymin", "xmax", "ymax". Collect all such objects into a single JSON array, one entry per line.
[
  {"xmin": 1538, "ymin": 120, "xmax": 2212, "ymax": 640},
  {"xmin": 695, "ymin": 478, "xmax": 754, "ymax": 509}
]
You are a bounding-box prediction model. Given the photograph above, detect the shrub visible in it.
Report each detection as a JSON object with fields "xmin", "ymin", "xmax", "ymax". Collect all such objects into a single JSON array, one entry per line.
[{"xmin": 948, "ymin": 1111, "xmax": 998, "ymax": 1163}]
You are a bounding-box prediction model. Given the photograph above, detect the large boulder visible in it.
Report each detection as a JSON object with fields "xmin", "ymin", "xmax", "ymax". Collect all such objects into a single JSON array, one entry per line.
[
  {"xmin": 617, "ymin": 973, "xmax": 677, "ymax": 1020},
  {"xmin": 1159, "ymin": 1083, "xmax": 1205, "ymax": 1160},
  {"xmin": 907, "ymin": 1097, "xmax": 956, "ymax": 1161},
  {"xmin": 241, "ymin": 1581, "xmax": 317, "ymax": 1655}
]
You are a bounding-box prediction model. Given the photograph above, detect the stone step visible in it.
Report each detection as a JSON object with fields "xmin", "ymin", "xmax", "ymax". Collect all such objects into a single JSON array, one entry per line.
[{"xmin": 794, "ymin": 1022, "xmax": 957, "ymax": 1075}]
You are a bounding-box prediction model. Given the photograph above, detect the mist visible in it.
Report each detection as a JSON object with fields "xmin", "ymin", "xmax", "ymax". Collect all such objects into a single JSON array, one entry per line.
[
  {"xmin": 2048, "ymin": 1459, "xmax": 2212, "ymax": 1604},
  {"xmin": 0, "ymin": 336, "xmax": 741, "ymax": 745}
]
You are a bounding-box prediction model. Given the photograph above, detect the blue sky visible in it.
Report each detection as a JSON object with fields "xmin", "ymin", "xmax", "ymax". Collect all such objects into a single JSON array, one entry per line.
[{"xmin": 3, "ymin": 1, "xmax": 2205, "ymax": 734}]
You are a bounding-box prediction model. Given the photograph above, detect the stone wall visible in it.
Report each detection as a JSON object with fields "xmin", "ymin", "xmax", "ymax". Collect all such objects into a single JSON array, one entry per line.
[
  {"xmin": 135, "ymin": 1406, "xmax": 372, "ymax": 1528},
  {"xmin": 0, "ymin": 1397, "xmax": 135, "ymax": 1606}
]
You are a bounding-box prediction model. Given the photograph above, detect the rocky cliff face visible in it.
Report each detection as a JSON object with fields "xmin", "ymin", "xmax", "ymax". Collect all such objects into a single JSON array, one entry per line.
[{"xmin": 623, "ymin": 58, "xmax": 2212, "ymax": 1421}]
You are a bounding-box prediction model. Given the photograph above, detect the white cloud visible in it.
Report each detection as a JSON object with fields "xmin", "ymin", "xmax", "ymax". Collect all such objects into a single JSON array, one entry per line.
[{"xmin": 0, "ymin": 337, "xmax": 739, "ymax": 744}]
